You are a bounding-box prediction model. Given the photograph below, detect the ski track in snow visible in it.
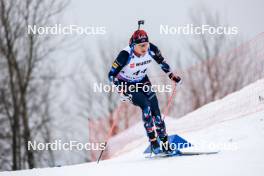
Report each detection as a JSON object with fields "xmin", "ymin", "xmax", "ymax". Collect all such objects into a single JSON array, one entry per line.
[{"xmin": 1, "ymin": 79, "xmax": 264, "ymax": 176}]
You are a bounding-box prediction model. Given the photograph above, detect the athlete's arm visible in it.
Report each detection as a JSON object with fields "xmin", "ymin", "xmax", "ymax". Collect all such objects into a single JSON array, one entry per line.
[
  {"xmin": 108, "ymin": 50, "xmax": 129, "ymax": 84},
  {"xmin": 149, "ymin": 43, "xmax": 181, "ymax": 83},
  {"xmin": 149, "ymin": 43, "xmax": 171, "ymax": 73}
]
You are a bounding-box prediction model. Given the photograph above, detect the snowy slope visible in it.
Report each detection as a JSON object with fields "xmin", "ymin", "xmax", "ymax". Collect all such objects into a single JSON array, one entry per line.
[{"xmin": 1, "ymin": 79, "xmax": 264, "ymax": 176}]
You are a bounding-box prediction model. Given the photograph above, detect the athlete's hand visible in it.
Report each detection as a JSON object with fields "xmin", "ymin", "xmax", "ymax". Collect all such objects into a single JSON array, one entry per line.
[
  {"xmin": 168, "ymin": 72, "xmax": 182, "ymax": 84},
  {"xmin": 109, "ymin": 76, "xmax": 120, "ymax": 86},
  {"xmin": 119, "ymin": 92, "xmax": 132, "ymax": 102}
]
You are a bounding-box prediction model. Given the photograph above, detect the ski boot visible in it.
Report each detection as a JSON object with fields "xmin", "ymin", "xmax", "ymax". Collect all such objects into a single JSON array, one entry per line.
[
  {"xmin": 150, "ymin": 138, "xmax": 162, "ymax": 155},
  {"xmin": 159, "ymin": 135, "xmax": 174, "ymax": 154}
]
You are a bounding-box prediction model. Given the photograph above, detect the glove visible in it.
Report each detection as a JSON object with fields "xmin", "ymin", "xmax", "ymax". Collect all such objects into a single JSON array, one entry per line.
[
  {"xmin": 168, "ymin": 72, "xmax": 182, "ymax": 84},
  {"xmin": 119, "ymin": 92, "xmax": 132, "ymax": 102},
  {"xmin": 109, "ymin": 76, "xmax": 120, "ymax": 86}
]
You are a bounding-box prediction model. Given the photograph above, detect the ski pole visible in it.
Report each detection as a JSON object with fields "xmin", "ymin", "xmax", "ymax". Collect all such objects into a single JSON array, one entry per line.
[
  {"xmin": 97, "ymin": 142, "xmax": 107, "ymax": 164},
  {"xmin": 97, "ymin": 104, "xmax": 123, "ymax": 164}
]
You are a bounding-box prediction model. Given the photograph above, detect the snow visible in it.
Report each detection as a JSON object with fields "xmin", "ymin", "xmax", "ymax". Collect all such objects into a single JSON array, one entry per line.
[{"xmin": 1, "ymin": 79, "xmax": 264, "ymax": 176}]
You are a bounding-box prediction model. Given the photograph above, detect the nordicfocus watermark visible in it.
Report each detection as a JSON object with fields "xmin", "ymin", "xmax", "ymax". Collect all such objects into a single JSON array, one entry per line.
[
  {"xmin": 28, "ymin": 24, "xmax": 106, "ymax": 35},
  {"xmin": 159, "ymin": 141, "xmax": 238, "ymax": 151},
  {"xmin": 93, "ymin": 82, "xmax": 173, "ymax": 93},
  {"xmin": 27, "ymin": 140, "xmax": 106, "ymax": 151},
  {"xmin": 160, "ymin": 24, "xmax": 238, "ymax": 35}
]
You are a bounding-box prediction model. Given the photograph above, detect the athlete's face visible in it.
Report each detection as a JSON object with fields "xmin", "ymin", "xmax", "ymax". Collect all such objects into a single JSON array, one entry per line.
[{"xmin": 134, "ymin": 42, "xmax": 149, "ymax": 56}]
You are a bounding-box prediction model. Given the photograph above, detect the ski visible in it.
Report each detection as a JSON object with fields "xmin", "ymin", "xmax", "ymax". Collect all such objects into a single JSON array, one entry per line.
[
  {"xmin": 145, "ymin": 150, "xmax": 219, "ymax": 159},
  {"xmin": 179, "ymin": 150, "xmax": 219, "ymax": 155}
]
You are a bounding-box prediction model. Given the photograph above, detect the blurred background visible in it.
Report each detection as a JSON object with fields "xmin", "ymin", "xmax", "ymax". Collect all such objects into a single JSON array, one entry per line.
[{"xmin": 0, "ymin": 0, "xmax": 263, "ymax": 171}]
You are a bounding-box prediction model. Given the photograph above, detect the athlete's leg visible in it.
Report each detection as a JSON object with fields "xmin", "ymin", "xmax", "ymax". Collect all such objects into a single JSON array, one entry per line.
[
  {"xmin": 129, "ymin": 90, "xmax": 156, "ymax": 140},
  {"xmin": 143, "ymin": 88, "xmax": 168, "ymax": 139},
  {"xmin": 144, "ymin": 89, "xmax": 174, "ymax": 153}
]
